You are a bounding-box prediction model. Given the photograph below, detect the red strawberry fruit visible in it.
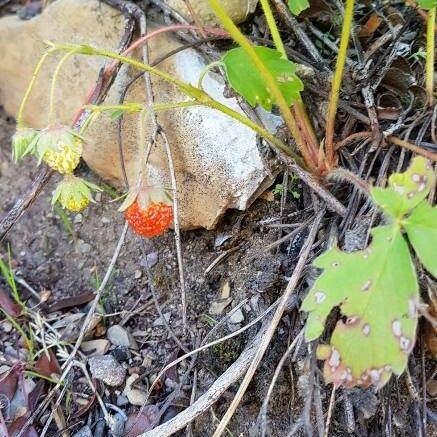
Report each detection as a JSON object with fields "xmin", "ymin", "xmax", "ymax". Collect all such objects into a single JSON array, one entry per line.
[{"xmin": 124, "ymin": 199, "xmax": 173, "ymax": 238}]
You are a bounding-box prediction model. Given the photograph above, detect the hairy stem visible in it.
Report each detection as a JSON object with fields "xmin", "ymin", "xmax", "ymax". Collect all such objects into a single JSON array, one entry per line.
[
  {"xmin": 426, "ymin": 6, "xmax": 435, "ymax": 106},
  {"xmin": 48, "ymin": 51, "xmax": 76, "ymax": 125},
  {"xmin": 260, "ymin": 0, "xmax": 286, "ymax": 58},
  {"xmin": 17, "ymin": 50, "xmax": 53, "ymax": 128},
  {"xmin": 324, "ymin": 0, "xmax": 355, "ymax": 166}
]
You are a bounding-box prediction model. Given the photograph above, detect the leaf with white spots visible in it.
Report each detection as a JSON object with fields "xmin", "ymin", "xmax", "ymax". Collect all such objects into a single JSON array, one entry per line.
[
  {"xmin": 302, "ymin": 224, "xmax": 419, "ymax": 389},
  {"xmin": 404, "ymin": 201, "xmax": 437, "ymax": 277},
  {"xmin": 221, "ymin": 46, "xmax": 304, "ymax": 111},
  {"xmin": 302, "ymin": 157, "xmax": 436, "ymax": 389},
  {"xmin": 371, "ymin": 157, "xmax": 433, "ymax": 219}
]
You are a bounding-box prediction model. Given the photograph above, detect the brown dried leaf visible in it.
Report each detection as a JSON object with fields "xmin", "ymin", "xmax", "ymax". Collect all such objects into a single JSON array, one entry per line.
[
  {"xmin": 0, "ymin": 290, "xmax": 21, "ymax": 318},
  {"xmin": 124, "ymin": 405, "xmax": 160, "ymax": 436},
  {"xmin": 7, "ymin": 415, "xmax": 38, "ymax": 437},
  {"xmin": 48, "ymin": 291, "xmax": 95, "ymax": 312},
  {"xmin": 34, "ymin": 350, "xmax": 61, "ymax": 378},
  {"xmin": 359, "ymin": 13, "xmax": 382, "ymax": 37},
  {"xmin": 0, "ymin": 367, "xmax": 19, "ymax": 401}
]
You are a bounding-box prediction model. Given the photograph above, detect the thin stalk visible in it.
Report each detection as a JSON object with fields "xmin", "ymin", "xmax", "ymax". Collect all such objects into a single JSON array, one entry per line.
[
  {"xmin": 86, "ymin": 101, "xmax": 198, "ymax": 114},
  {"xmin": 324, "ymin": 0, "xmax": 355, "ymax": 166},
  {"xmin": 48, "ymin": 51, "xmax": 76, "ymax": 125},
  {"xmin": 426, "ymin": 6, "xmax": 435, "ymax": 106},
  {"xmin": 51, "ymin": 42, "xmax": 197, "ymax": 97},
  {"xmin": 207, "ymin": 0, "xmax": 314, "ymax": 170},
  {"xmin": 52, "ymin": 43, "xmax": 299, "ymax": 161},
  {"xmin": 260, "ymin": 0, "xmax": 319, "ymax": 158},
  {"xmin": 260, "ymin": 0, "xmax": 286, "ymax": 58},
  {"xmin": 17, "ymin": 50, "xmax": 53, "ymax": 128}
]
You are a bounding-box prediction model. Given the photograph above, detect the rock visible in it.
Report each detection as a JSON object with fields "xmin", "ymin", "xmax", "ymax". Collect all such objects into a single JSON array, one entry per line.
[
  {"xmin": 123, "ymin": 374, "xmax": 148, "ymax": 406},
  {"xmin": 152, "ymin": 312, "xmax": 171, "ymax": 327},
  {"xmin": 0, "ymin": 0, "xmax": 276, "ymax": 230},
  {"xmin": 111, "ymin": 346, "xmax": 131, "ymax": 362},
  {"xmin": 140, "ymin": 252, "xmax": 158, "ymax": 269},
  {"xmin": 88, "ymin": 355, "xmax": 126, "ymax": 387},
  {"xmin": 73, "ymin": 426, "xmax": 93, "ymax": 437},
  {"xmin": 109, "ymin": 412, "xmax": 126, "ymax": 437},
  {"xmin": 209, "ymin": 297, "xmax": 232, "ymax": 315},
  {"xmin": 116, "ymin": 394, "xmax": 129, "ymax": 407},
  {"xmin": 81, "ymin": 339, "xmax": 110, "ymax": 356},
  {"xmin": 228, "ymin": 308, "xmax": 245, "ymax": 324},
  {"xmin": 164, "ymin": 0, "xmax": 259, "ymax": 25},
  {"xmin": 1, "ymin": 321, "xmax": 13, "ymax": 333},
  {"xmin": 348, "ymin": 388, "xmax": 378, "ymax": 420},
  {"xmin": 427, "ymin": 379, "xmax": 437, "ymax": 397},
  {"xmin": 107, "ymin": 325, "xmax": 138, "ymax": 350}
]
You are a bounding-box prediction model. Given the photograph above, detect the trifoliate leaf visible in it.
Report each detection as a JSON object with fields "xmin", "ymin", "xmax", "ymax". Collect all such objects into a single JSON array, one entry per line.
[
  {"xmin": 302, "ymin": 224, "xmax": 418, "ymax": 389},
  {"xmin": 417, "ymin": 0, "xmax": 437, "ymax": 10},
  {"xmin": 404, "ymin": 201, "xmax": 437, "ymax": 277},
  {"xmin": 371, "ymin": 156, "xmax": 433, "ymax": 219},
  {"xmin": 221, "ymin": 46, "xmax": 304, "ymax": 111},
  {"xmin": 288, "ymin": 0, "xmax": 310, "ymax": 16}
]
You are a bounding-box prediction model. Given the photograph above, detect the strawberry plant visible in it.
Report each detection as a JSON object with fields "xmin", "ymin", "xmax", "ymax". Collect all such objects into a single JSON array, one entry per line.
[{"xmin": 302, "ymin": 157, "xmax": 436, "ymax": 388}]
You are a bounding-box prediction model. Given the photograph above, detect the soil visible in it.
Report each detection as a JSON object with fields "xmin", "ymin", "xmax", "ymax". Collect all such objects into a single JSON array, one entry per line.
[{"xmin": 0, "ymin": 0, "xmax": 437, "ymax": 436}]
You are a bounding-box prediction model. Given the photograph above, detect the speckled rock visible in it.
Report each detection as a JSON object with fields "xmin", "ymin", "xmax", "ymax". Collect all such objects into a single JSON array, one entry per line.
[{"xmin": 88, "ymin": 355, "xmax": 126, "ymax": 387}]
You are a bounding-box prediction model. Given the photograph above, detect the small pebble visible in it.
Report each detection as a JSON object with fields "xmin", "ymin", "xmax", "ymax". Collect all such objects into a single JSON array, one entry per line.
[
  {"xmin": 81, "ymin": 339, "xmax": 110, "ymax": 357},
  {"xmin": 73, "ymin": 426, "xmax": 93, "ymax": 437},
  {"xmin": 209, "ymin": 298, "xmax": 232, "ymax": 316},
  {"xmin": 228, "ymin": 308, "xmax": 244, "ymax": 324},
  {"xmin": 123, "ymin": 374, "xmax": 148, "ymax": 406},
  {"xmin": 88, "ymin": 355, "xmax": 126, "ymax": 387},
  {"xmin": 107, "ymin": 325, "xmax": 138, "ymax": 350}
]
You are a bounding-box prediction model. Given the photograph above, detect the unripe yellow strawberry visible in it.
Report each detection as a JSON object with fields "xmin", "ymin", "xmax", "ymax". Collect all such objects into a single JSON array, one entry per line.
[
  {"xmin": 43, "ymin": 139, "xmax": 82, "ymax": 174},
  {"xmin": 36, "ymin": 126, "xmax": 83, "ymax": 174},
  {"xmin": 52, "ymin": 175, "xmax": 101, "ymax": 212}
]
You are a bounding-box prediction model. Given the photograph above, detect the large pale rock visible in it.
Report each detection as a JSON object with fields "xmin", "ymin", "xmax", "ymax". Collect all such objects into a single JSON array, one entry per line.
[
  {"xmin": 165, "ymin": 0, "xmax": 259, "ymax": 25},
  {"xmin": 0, "ymin": 0, "xmax": 276, "ymax": 229}
]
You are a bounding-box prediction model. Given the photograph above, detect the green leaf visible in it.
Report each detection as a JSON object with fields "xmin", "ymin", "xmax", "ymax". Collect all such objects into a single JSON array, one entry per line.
[
  {"xmin": 302, "ymin": 225, "xmax": 419, "ymax": 389},
  {"xmin": 288, "ymin": 0, "xmax": 310, "ymax": 16},
  {"xmin": 404, "ymin": 201, "xmax": 437, "ymax": 277},
  {"xmin": 221, "ymin": 46, "xmax": 304, "ymax": 111},
  {"xmin": 371, "ymin": 156, "xmax": 434, "ymax": 219},
  {"xmin": 417, "ymin": 0, "xmax": 437, "ymax": 10}
]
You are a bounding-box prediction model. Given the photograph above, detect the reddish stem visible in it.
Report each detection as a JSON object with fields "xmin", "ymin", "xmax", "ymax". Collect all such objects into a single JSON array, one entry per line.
[{"xmin": 71, "ymin": 24, "xmax": 229, "ymax": 125}]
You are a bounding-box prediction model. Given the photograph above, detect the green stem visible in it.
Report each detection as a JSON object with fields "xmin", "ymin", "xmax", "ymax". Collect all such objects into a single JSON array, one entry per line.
[
  {"xmin": 78, "ymin": 110, "xmax": 100, "ymax": 135},
  {"xmin": 260, "ymin": 0, "xmax": 286, "ymax": 58},
  {"xmin": 17, "ymin": 50, "xmax": 53, "ymax": 128},
  {"xmin": 207, "ymin": 0, "xmax": 311, "ymax": 167},
  {"xmin": 426, "ymin": 6, "xmax": 435, "ymax": 106},
  {"xmin": 51, "ymin": 42, "xmax": 201, "ymax": 98},
  {"xmin": 198, "ymin": 60, "xmax": 225, "ymax": 89},
  {"xmin": 85, "ymin": 101, "xmax": 199, "ymax": 114},
  {"xmin": 324, "ymin": 0, "xmax": 355, "ymax": 166},
  {"xmin": 48, "ymin": 51, "xmax": 76, "ymax": 125}
]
